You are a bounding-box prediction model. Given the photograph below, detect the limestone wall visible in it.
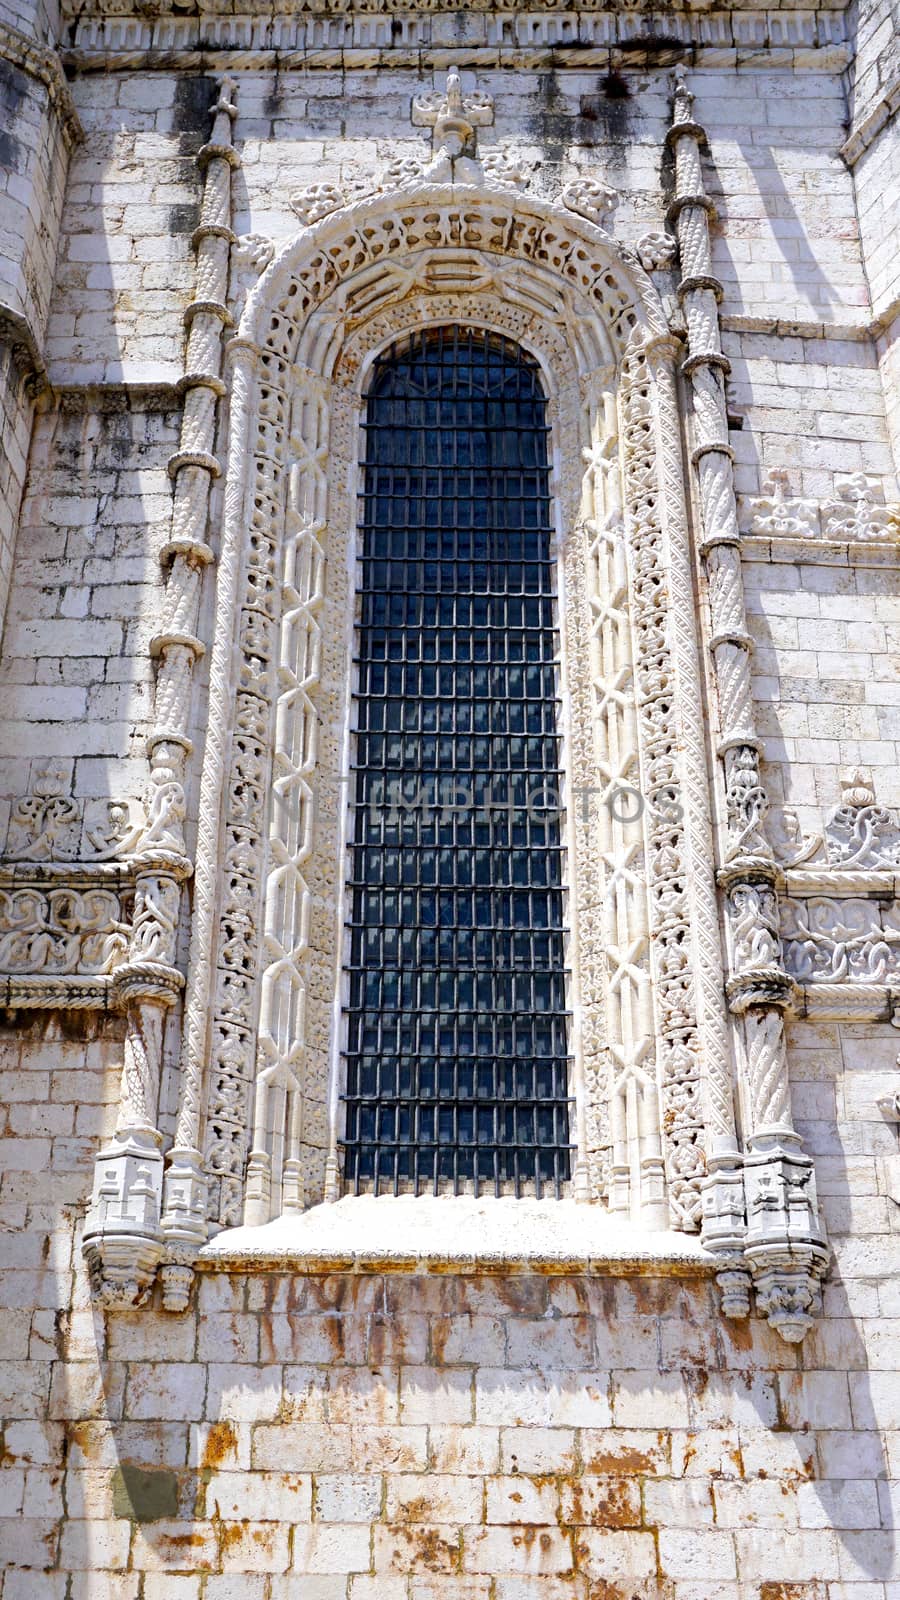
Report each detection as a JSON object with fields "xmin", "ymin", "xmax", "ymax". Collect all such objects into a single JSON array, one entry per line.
[
  {"xmin": 1, "ymin": 1004, "xmax": 899, "ymax": 1597},
  {"xmin": 3, "ymin": 15, "xmax": 900, "ymax": 1598}
]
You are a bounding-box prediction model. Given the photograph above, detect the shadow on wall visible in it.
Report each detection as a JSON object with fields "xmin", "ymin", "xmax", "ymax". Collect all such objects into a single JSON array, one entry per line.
[{"xmin": 704, "ymin": 133, "xmax": 848, "ymax": 325}]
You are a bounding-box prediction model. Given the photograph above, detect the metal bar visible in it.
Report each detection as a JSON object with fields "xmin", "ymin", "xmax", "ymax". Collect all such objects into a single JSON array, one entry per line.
[{"xmin": 342, "ymin": 326, "xmax": 571, "ymax": 1197}]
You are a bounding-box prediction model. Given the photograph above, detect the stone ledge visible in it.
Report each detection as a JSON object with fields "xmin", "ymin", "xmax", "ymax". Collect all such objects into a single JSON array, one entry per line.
[
  {"xmin": 198, "ymin": 1196, "xmax": 717, "ymax": 1275},
  {"xmin": 740, "ymin": 533, "xmax": 900, "ymax": 567}
]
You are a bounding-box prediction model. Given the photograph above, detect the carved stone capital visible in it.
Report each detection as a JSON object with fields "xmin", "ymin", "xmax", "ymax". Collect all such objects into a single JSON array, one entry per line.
[{"xmin": 726, "ymin": 969, "xmax": 796, "ymax": 1014}]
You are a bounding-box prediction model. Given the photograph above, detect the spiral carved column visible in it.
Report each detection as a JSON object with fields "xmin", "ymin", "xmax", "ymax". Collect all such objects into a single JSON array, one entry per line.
[
  {"xmin": 667, "ymin": 67, "xmax": 827, "ymax": 1341},
  {"xmin": 83, "ymin": 78, "xmax": 237, "ymax": 1310},
  {"xmin": 158, "ymin": 77, "xmax": 241, "ymax": 1312}
]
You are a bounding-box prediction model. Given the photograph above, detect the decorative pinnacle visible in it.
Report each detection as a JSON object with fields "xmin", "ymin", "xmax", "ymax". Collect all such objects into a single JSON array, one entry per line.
[
  {"xmin": 215, "ymin": 75, "xmax": 238, "ymax": 119},
  {"xmin": 412, "ymin": 68, "xmax": 494, "ymax": 175},
  {"xmin": 671, "ymin": 62, "xmax": 694, "ymax": 122}
]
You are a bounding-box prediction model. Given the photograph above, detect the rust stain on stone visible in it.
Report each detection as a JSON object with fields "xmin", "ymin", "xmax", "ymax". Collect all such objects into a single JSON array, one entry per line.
[
  {"xmin": 392, "ymin": 1494, "xmax": 432, "ymax": 1523},
  {"xmin": 200, "ymin": 1420, "xmax": 237, "ymax": 1471},
  {"xmin": 562, "ymin": 1475, "xmax": 637, "ymax": 1529},
  {"xmin": 721, "ymin": 1313, "xmax": 754, "ymax": 1352},
  {"xmin": 583, "ymin": 1443, "xmax": 659, "ymax": 1475},
  {"xmin": 761, "ymin": 1585, "xmax": 826, "ymax": 1600},
  {"xmin": 386, "ymin": 1523, "xmax": 461, "ymax": 1572}
]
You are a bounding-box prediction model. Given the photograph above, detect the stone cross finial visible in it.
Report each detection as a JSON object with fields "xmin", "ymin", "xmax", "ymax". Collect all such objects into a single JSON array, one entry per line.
[{"xmin": 412, "ymin": 68, "xmax": 494, "ymax": 181}]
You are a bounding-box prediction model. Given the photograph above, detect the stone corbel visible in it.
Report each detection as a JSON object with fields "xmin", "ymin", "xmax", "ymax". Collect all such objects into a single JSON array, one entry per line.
[{"xmin": 82, "ymin": 939, "xmax": 186, "ymax": 1307}]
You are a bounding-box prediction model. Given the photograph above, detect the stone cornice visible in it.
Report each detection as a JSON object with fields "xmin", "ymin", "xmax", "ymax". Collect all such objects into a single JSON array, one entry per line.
[
  {"xmin": 62, "ymin": 5, "xmax": 850, "ymax": 71},
  {"xmin": 0, "ymin": 21, "xmax": 83, "ymax": 150},
  {"xmin": 60, "ymin": 0, "xmax": 854, "ymax": 15}
]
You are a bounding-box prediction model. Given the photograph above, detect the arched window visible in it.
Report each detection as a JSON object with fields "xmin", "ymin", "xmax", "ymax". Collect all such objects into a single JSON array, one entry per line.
[{"xmin": 342, "ymin": 326, "xmax": 572, "ymax": 1197}]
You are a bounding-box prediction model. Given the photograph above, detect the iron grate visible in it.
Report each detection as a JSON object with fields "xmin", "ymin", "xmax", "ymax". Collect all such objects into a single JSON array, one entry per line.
[{"xmin": 342, "ymin": 325, "xmax": 572, "ymax": 1198}]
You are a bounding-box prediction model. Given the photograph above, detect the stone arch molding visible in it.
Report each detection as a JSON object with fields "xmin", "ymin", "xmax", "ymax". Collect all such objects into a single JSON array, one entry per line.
[{"xmin": 153, "ymin": 178, "xmax": 742, "ymax": 1273}]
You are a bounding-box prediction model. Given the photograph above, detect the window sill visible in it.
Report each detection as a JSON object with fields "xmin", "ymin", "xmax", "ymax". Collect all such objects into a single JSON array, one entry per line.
[{"xmin": 198, "ymin": 1195, "xmax": 717, "ymax": 1276}]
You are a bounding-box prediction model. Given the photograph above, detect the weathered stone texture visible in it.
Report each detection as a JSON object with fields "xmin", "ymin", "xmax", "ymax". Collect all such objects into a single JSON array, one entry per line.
[
  {"xmin": 0, "ymin": 348, "xmax": 33, "ymax": 637},
  {"xmin": 0, "ymin": 1071, "xmax": 899, "ymax": 1596},
  {"xmin": 2, "ymin": 2, "xmax": 900, "ymax": 1594}
]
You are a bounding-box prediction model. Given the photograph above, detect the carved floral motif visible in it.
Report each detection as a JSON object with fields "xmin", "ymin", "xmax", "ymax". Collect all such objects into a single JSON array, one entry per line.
[
  {"xmin": 770, "ymin": 771, "xmax": 900, "ymax": 872},
  {"xmin": 231, "ymin": 233, "xmax": 275, "ymax": 276},
  {"xmin": 0, "ymin": 885, "xmax": 130, "ymax": 975},
  {"xmin": 781, "ymin": 897, "xmax": 900, "ymax": 984},
  {"xmin": 291, "ymin": 182, "xmax": 369, "ymax": 226},
  {"xmin": 743, "ymin": 470, "xmax": 900, "ymax": 544},
  {"xmin": 636, "ymin": 231, "xmax": 677, "ymax": 271},
  {"xmin": 561, "ymin": 176, "xmax": 617, "ymax": 229},
  {"xmin": 822, "ymin": 474, "xmax": 900, "ymax": 542},
  {"xmin": 742, "ymin": 471, "xmax": 819, "ymax": 540}
]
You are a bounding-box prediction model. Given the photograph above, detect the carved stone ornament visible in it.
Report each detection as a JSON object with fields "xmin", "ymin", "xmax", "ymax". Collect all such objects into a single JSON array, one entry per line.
[
  {"xmin": 636, "ymin": 231, "xmax": 677, "ymax": 272},
  {"xmin": 781, "ymin": 897, "xmax": 900, "ymax": 984},
  {"xmin": 743, "ymin": 469, "xmax": 900, "ymax": 544},
  {"xmin": 409, "ymin": 68, "xmax": 496, "ymax": 183},
  {"xmin": 561, "ymin": 176, "xmax": 618, "ymax": 230},
  {"xmin": 8, "ymin": 71, "xmax": 826, "ymax": 1342},
  {"xmin": 771, "ymin": 770, "xmax": 900, "ymax": 874},
  {"xmin": 821, "ymin": 474, "xmax": 900, "ymax": 542},
  {"xmin": 3, "ymin": 769, "xmax": 144, "ymax": 863},
  {"xmin": 480, "ymin": 149, "xmax": 532, "ymax": 191},
  {"xmin": 291, "ymin": 181, "xmax": 372, "ymax": 226},
  {"xmin": 743, "ymin": 470, "xmax": 819, "ymax": 540},
  {"xmin": 108, "ymin": 113, "xmax": 825, "ymax": 1343},
  {"xmin": 82, "ymin": 76, "xmax": 238, "ymax": 1308},
  {"xmin": 668, "ymin": 64, "xmax": 826, "ymax": 1338},
  {"xmin": 231, "ymin": 233, "xmax": 275, "ymax": 276}
]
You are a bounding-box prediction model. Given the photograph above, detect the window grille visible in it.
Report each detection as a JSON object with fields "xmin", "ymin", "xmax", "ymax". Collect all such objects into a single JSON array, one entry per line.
[{"xmin": 342, "ymin": 325, "xmax": 572, "ymax": 1197}]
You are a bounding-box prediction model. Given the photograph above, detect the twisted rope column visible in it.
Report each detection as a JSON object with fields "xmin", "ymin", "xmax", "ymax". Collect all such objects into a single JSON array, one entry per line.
[
  {"xmin": 667, "ymin": 67, "xmax": 827, "ymax": 1341},
  {"xmin": 83, "ymin": 76, "xmax": 238, "ymax": 1312},
  {"xmin": 152, "ymin": 76, "xmax": 240, "ymax": 1311}
]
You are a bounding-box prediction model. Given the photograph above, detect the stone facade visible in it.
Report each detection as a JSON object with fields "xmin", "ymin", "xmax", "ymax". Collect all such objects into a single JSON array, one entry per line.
[{"xmin": 2, "ymin": 0, "xmax": 900, "ymax": 1591}]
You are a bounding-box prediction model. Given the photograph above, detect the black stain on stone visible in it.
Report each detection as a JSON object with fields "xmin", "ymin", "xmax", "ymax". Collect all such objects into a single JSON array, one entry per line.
[
  {"xmin": 113, "ymin": 1465, "xmax": 180, "ymax": 1523},
  {"xmin": 0, "ymin": 58, "xmax": 28, "ymax": 118},
  {"xmin": 526, "ymin": 69, "xmax": 639, "ymax": 175},
  {"xmin": 264, "ymin": 74, "xmax": 284, "ymax": 119},
  {"xmin": 0, "ymin": 128, "xmax": 23, "ymax": 170},
  {"xmin": 526, "ymin": 71, "xmax": 582, "ymax": 168},
  {"xmin": 618, "ymin": 35, "xmax": 687, "ymax": 66},
  {"xmin": 579, "ymin": 71, "xmax": 632, "ymax": 150},
  {"xmin": 168, "ymin": 201, "xmax": 198, "ymax": 235},
  {"xmin": 172, "ymin": 74, "xmax": 218, "ymax": 155}
]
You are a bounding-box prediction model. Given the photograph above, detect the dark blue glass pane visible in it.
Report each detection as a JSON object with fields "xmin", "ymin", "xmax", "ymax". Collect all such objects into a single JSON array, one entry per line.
[{"xmin": 343, "ymin": 326, "xmax": 571, "ymax": 1197}]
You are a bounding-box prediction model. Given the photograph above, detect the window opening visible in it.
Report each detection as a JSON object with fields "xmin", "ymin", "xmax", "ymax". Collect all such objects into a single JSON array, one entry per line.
[{"xmin": 342, "ymin": 325, "xmax": 572, "ymax": 1197}]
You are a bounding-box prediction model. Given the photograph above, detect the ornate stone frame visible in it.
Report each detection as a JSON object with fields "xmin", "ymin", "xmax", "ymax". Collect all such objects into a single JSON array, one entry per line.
[
  {"xmin": 0, "ymin": 71, "xmax": 827, "ymax": 1336},
  {"xmin": 160, "ymin": 180, "xmax": 740, "ymax": 1274}
]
